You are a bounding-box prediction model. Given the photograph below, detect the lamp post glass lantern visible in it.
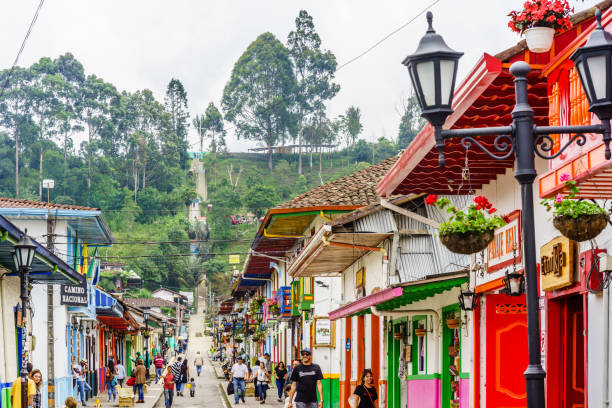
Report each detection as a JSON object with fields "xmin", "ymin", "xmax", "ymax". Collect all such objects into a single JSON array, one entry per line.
[
  {"xmin": 402, "ymin": 11, "xmax": 463, "ymax": 128},
  {"xmin": 458, "ymin": 289, "xmax": 477, "ymax": 311},
  {"xmin": 13, "ymin": 231, "xmax": 36, "ymax": 408},
  {"xmin": 405, "ymin": 9, "xmax": 612, "ymax": 408},
  {"xmin": 504, "ymin": 270, "xmax": 525, "ymax": 297}
]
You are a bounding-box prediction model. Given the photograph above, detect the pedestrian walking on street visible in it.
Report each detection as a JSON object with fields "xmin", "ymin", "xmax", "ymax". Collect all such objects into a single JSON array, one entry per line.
[
  {"xmin": 74, "ymin": 359, "xmax": 92, "ymax": 406},
  {"xmin": 284, "ymin": 359, "xmax": 301, "ymax": 397},
  {"xmin": 171, "ymin": 357, "xmax": 182, "ymax": 395},
  {"xmin": 254, "ymin": 361, "xmax": 270, "ymax": 404},
  {"xmin": 194, "ymin": 352, "xmax": 204, "ymax": 376},
  {"xmin": 254, "ymin": 359, "xmax": 260, "ymax": 400},
  {"xmin": 162, "ymin": 370, "xmax": 175, "ymax": 408},
  {"xmin": 115, "ymin": 360, "xmax": 126, "ymax": 387},
  {"xmin": 154, "ymin": 354, "xmax": 165, "ymax": 383},
  {"xmin": 188, "ymin": 377, "xmax": 196, "ymax": 397},
  {"xmin": 104, "ymin": 365, "xmax": 117, "ymax": 402},
  {"xmin": 230, "ymin": 356, "xmax": 248, "ymax": 405},
  {"xmin": 350, "ymin": 369, "xmax": 377, "ymax": 408},
  {"xmin": 29, "ymin": 369, "xmax": 43, "ymax": 408},
  {"xmin": 133, "ymin": 359, "xmax": 147, "ymax": 403},
  {"xmin": 178, "ymin": 359, "xmax": 189, "ymax": 396},
  {"xmin": 274, "ymin": 362, "xmax": 288, "ymax": 402},
  {"xmin": 287, "ymin": 348, "xmax": 323, "ymax": 408}
]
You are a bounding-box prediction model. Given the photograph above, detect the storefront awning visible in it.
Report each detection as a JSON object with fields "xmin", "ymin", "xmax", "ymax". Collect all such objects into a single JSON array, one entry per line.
[
  {"xmin": 97, "ymin": 314, "xmax": 130, "ymax": 330},
  {"xmin": 329, "ymin": 287, "xmax": 403, "ymax": 320},
  {"xmin": 330, "ymin": 274, "xmax": 468, "ymax": 319},
  {"xmin": 377, "ymin": 275, "xmax": 468, "ymax": 311},
  {"xmin": 289, "ymin": 225, "xmax": 391, "ymax": 277}
]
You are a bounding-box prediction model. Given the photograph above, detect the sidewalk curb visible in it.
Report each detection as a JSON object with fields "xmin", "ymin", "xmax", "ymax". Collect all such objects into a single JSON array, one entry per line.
[
  {"xmin": 209, "ymin": 357, "xmax": 225, "ymax": 379},
  {"xmin": 218, "ymin": 383, "xmax": 231, "ymax": 408}
]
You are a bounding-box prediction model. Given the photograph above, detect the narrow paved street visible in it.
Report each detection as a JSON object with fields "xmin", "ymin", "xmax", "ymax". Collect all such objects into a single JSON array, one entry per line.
[{"xmin": 165, "ymin": 311, "xmax": 225, "ymax": 408}]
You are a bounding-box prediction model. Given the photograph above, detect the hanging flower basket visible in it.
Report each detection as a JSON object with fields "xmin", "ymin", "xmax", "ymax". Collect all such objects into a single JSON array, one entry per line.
[
  {"xmin": 393, "ymin": 332, "xmax": 404, "ymax": 340},
  {"xmin": 508, "ymin": 0, "xmax": 573, "ymax": 53},
  {"xmin": 440, "ymin": 230, "xmax": 495, "ymax": 255},
  {"xmin": 234, "ymin": 337, "xmax": 243, "ymax": 343},
  {"xmin": 524, "ymin": 27, "xmax": 555, "ymax": 53},
  {"xmin": 446, "ymin": 318, "xmax": 460, "ymax": 329},
  {"xmin": 553, "ymin": 213, "xmax": 608, "ymax": 242},
  {"xmin": 426, "ymin": 195, "xmax": 505, "ymax": 255},
  {"xmin": 542, "ymin": 174, "xmax": 609, "ymax": 242},
  {"xmin": 414, "ymin": 328, "xmax": 427, "ymax": 337},
  {"xmin": 448, "ymin": 346, "xmax": 460, "ymax": 357}
]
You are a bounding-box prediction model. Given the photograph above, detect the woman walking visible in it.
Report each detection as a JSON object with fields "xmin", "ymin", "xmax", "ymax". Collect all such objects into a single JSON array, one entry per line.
[
  {"xmin": 351, "ymin": 369, "xmax": 378, "ymax": 408},
  {"xmin": 133, "ymin": 359, "xmax": 147, "ymax": 403},
  {"xmin": 29, "ymin": 369, "xmax": 43, "ymax": 408},
  {"xmin": 253, "ymin": 361, "xmax": 270, "ymax": 404},
  {"xmin": 104, "ymin": 364, "xmax": 117, "ymax": 402},
  {"xmin": 178, "ymin": 359, "xmax": 189, "ymax": 396},
  {"xmin": 274, "ymin": 362, "xmax": 287, "ymax": 402}
]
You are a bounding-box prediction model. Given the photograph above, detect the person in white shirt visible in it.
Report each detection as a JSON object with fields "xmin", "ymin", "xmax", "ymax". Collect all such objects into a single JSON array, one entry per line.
[
  {"xmin": 114, "ymin": 360, "xmax": 126, "ymax": 387},
  {"xmin": 254, "ymin": 361, "xmax": 270, "ymax": 404},
  {"xmin": 229, "ymin": 356, "xmax": 249, "ymax": 405}
]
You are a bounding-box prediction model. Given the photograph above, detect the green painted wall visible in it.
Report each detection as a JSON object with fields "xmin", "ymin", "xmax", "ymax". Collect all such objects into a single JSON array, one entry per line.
[
  {"xmin": 321, "ymin": 378, "xmax": 340, "ymax": 408},
  {"xmin": 387, "ymin": 328, "xmax": 401, "ymax": 408}
]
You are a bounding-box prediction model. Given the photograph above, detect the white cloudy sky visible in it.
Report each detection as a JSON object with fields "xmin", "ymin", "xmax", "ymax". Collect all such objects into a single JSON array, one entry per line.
[{"xmin": 0, "ymin": 0, "xmax": 602, "ymax": 152}]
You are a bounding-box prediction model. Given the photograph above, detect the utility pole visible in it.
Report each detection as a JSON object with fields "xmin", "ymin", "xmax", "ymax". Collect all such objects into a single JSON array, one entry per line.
[{"xmin": 47, "ymin": 215, "xmax": 56, "ymax": 408}]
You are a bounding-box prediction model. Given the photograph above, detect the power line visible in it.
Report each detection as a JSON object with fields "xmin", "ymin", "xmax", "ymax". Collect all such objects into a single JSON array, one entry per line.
[
  {"xmin": 48, "ymin": 238, "xmax": 254, "ymax": 245},
  {"xmin": 0, "ymin": 0, "xmax": 46, "ymax": 100},
  {"xmin": 336, "ymin": 0, "xmax": 441, "ymax": 72}
]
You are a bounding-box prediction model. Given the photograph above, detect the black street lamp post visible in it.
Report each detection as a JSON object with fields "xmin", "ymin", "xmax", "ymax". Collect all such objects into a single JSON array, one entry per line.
[
  {"xmin": 143, "ymin": 311, "xmax": 150, "ymax": 380},
  {"xmin": 161, "ymin": 321, "xmax": 167, "ymax": 357},
  {"xmin": 405, "ymin": 10, "xmax": 612, "ymax": 408},
  {"xmin": 13, "ymin": 231, "xmax": 37, "ymax": 408}
]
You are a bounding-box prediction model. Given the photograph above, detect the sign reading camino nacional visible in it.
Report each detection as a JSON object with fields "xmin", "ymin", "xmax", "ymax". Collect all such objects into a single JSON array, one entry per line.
[{"xmin": 60, "ymin": 281, "xmax": 88, "ymax": 306}]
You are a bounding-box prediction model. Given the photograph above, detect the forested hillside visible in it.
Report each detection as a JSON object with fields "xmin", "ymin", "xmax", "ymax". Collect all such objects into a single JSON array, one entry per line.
[{"xmin": 0, "ymin": 10, "xmax": 424, "ymax": 298}]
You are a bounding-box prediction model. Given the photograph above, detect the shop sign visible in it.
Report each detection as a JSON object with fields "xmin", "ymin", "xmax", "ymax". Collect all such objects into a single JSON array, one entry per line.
[
  {"xmin": 540, "ymin": 236, "xmax": 576, "ymax": 291},
  {"xmin": 60, "ymin": 281, "xmax": 88, "ymax": 306},
  {"xmin": 487, "ymin": 210, "xmax": 521, "ymax": 272},
  {"xmin": 312, "ymin": 316, "xmax": 335, "ymax": 347}
]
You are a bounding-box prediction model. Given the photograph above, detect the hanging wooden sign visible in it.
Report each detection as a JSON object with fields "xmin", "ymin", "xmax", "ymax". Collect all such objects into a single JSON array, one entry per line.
[
  {"xmin": 486, "ymin": 210, "xmax": 521, "ymax": 272},
  {"xmin": 540, "ymin": 236, "xmax": 576, "ymax": 291}
]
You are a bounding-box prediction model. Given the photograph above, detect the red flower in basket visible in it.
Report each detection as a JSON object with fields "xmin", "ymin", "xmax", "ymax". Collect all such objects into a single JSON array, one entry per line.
[{"xmin": 425, "ymin": 194, "xmax": 438, "ymax": 205}]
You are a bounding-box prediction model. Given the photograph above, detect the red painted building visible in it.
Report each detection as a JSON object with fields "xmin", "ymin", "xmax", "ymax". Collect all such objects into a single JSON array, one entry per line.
[{"xmin": 377, "ymin": 4, "xmax": 612, "ymax": 407}]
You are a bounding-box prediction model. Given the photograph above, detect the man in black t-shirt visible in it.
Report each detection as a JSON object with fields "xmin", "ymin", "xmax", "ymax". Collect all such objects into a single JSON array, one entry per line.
[{"xmin": 287, "ymin": 348, "xmax": 323, "ymax": 408}]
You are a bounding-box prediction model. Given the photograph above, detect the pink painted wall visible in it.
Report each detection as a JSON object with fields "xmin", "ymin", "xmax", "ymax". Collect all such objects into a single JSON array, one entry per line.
[
  {"xmin": 407, "ymin": 379, "xmax": 440, "ymax": 408},
  {"xmin": 460, "ymin": 378, "xmax": 470, "ymax": 407}
]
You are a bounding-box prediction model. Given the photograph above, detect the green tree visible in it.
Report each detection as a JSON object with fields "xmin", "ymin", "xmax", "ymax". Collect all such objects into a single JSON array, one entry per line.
[
  {"xmin": 242, "ymin": 184, "xmax": 278, "ymax": 217},
  {"xmin": 202, "ymin": 102, "xmax": 224, "ymax": 154},
  {"xmin": 0, "ymin": 66, "xmax": 35, "ymax": 197},
  {"xmin": 79, "ymin": 74, "xmax": 117, "ymax": 204},
  {"xmin": 341, "ymin": 106, "xmax": 363, "ymax": 148},
  {"xmin": 373, "ymin": 137, "xmax": 397, "ymax": 162},
  {"xmin": 164, "ymin": 78, "xmax": 189, "ymax": 168},
  {"xmin": 398, "ymin": 94, "xmax": 425, "ymax": 147},
  {"xmin": 209, "ymin": 183, "xmax": 241, "ymax": 239},
  {"xmin": 351, "ymin": 139, "xmax": 372, "ymax": 162},
  {"xmin": 222, "ymin": 32, "xmax": 297, "ymax": 170},
  {"xmin": 287, "ymin": 10, "xmax": 340, "ymax": 175}
]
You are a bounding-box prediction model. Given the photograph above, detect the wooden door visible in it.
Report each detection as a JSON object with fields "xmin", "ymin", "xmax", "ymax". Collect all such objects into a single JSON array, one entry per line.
[
  {"xmin": 486, "ymin": 294, "xmax": 528, "ymax": 407},
  {"xmin": 563, "ymin": 296, "xmax": 584, "ymax": 408}
]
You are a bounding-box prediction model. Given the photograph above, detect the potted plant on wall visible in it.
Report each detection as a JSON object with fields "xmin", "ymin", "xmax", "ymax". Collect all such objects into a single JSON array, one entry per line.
[
  {"xmin": 541, "ymin": 174, "xmax": 609, "ymax": 241},
  {"xmin": 268, "ymin": 301, "xmax": 281, "ymax": 316},
  {"xmin": 426, "ymin": 195, "xmax": 506, "ymax": 254},
  {"xmin": 508, "ymin": 0, "xmax": 573, "ymax": 53}
]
